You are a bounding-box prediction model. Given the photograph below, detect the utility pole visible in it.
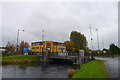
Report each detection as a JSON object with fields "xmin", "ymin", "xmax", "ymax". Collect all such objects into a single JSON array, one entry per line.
[
  {"xmin": 42, "ymin": 30, "xmax": 44, "ymax": 41},
  {"xmin": 102, "ymin": 35, "xmax": 104, "ymax": 49},
  {"xmin": 16, "ymin": 29, "xmax": 19, "ymax": 51},
  {"xmin": 16, "ymin": 29, "xmax": 25, "ymax": 52},
  {"xmin": 62, "ymin": 36, "xmax": 63, "ymax": 43},
  {"xmin": 96, "ymin": 29, "xmax": 99, "ymax": 50},
  {"xmin": 89, "ymin": 25, "xmax": 94, "ymax": 50}
]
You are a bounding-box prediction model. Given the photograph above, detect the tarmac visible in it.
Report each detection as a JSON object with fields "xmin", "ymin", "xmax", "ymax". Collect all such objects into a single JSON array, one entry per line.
[{"xmin": 95, "ymin": 56, "xmax": 119, "ymax": 78}]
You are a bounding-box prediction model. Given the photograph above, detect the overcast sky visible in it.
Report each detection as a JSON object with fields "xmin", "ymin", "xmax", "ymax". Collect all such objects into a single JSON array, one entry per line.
[{"xmin": 1, "ymin": 2, "xmax": 118, "ymax": 50}]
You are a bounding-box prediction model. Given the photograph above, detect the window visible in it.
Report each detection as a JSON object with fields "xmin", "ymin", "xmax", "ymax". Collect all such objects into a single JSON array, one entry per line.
[
  {"xmin": 57, "ymin": 43, "xmax": 64, "ymax": 46},
  {"xmin": 31, "ymin": 43, "xmax": 35, "ymax": 46},
  {"xmin": 40, "ymin": 43, "xmax": 43, "ymax": 45},
  {"xmin": 34, "ymin": 43, "xmax": 39, "ymax": 45},
  {"xmin": 46, "ymin": 43, "xmax": 51, "ymax": 47},
  {"xmin": 37, "ymin": 43, "xmax": 40, "ymax": 45},
  {"xmin": 36, "ymin": 47, "xmax": 39, "ymax": 49},
  {"xmin": 32, "ymin": 47, "xmax": 39, "ymax": 49},
  {"xmin": 58, "ymin": 48, "xmax": 64, "ymax": 50},
  {"xmin": 58, "ymin": 48, "xmax": 61, "ymax": 50},
  {"xmin": 63, "ymin": 44, "xmax": 65, "ymax": 46},
  {"xmin": 53, "ymin": 43, "xmax": 57, "ymax": 45},
  {"xmin": 32, "ymin": 47, "xmax": 35, "ymax": 49}
]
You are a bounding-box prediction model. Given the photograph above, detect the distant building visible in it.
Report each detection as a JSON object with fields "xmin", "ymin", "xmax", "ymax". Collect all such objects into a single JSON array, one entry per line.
[
  {"xmin": 0, "ymin": 48, "xmax": 6, "ymax": 53},
  {"xmin": 31, "ymin": 41, "xmax": 66, "ymax": 55}
]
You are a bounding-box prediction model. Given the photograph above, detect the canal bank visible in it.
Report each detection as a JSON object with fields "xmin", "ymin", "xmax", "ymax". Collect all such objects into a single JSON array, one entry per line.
[
  {"xmin": 72, "ymin": 60, "xmax": 108, "ymax": 78},
  {"xmin": 2, "ymin": 55, "xmax": 39, "ymax": 64},
  {"xmin": 2, "ymin": 55, "xmax": 109, "ymax": 78},
  {"xmin": 2, "ymin": 62, "xmax": 72, "ymax": 78},
  {"xmin": 2, "ymin": 55, "xmax": 74, "ymax": 78}
]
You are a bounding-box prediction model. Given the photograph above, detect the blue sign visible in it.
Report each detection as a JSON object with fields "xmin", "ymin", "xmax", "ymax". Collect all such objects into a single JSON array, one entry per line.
[{"xmin": 23, "ymin": 48, "xmax": 28, "ymax": 53}]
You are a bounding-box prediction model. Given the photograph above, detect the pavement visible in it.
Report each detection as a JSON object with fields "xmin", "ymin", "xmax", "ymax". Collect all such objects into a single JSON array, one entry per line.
[{"xmin": 95, "ymin": 57, "xmax": 119, "ymax": 78}]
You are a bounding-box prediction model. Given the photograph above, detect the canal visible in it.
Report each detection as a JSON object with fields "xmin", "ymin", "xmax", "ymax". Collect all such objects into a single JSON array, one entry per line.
[{"xmin": 2, "ymin": 62, "xmax": 74, "ymax": 78}]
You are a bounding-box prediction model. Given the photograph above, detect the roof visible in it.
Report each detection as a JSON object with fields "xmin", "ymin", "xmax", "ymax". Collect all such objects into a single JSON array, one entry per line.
[{"xmin": 31, "ymin": 41, "xmax": 64, "ymax": 44}]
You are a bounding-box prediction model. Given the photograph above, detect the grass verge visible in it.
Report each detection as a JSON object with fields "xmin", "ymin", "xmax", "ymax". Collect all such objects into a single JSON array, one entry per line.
[
  {"xmin": 72, "ymin": 60, "xmax": 108, "ymax": 78},
  {"xmin": 2, "ymin": 55, "xmax": 39, "ymax": 64}
]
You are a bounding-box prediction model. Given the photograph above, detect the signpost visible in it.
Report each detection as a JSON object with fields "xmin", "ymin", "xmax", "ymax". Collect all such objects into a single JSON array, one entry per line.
[{"xmin": 23, "ymin": 48, "xmax": 28, "ymax": 55}]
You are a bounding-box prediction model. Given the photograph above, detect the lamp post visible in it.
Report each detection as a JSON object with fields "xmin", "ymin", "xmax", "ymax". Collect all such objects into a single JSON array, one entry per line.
[
  {"xmin": 89, "ymin": 25, "xmax": 94, "ymax": 50},
  {"xmin": 42, "ymin": 30, "xmax": 44, "ymax": 41},
  {"xmin": 16, "ymin": 29, "xmax": 25, "ymax": 52},
  {"xmin": 96, "ymin": 29, "xmax": 99, "ymax": 50},
  {"xmin": 102, "ymin": 35, "xmax": 104, "ymax": 49}
]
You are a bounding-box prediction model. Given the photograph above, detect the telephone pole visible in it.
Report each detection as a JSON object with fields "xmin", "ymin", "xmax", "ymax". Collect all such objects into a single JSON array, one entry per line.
[
  {"xmin": 96, "ymin": 29, "xmax": 99, "ymax": 50},
  {"xmin": 62, "ymin": 36, "xmax": 64, "ymax": 43},
  {"xmin": 16, "ymin": 29, "xmax": 25, "ymax": 52},
  {"xmin": 89, "ymin": 25, "xmax": 94, "ymax": 50},
  {"xmin": 42, "ymin": 30, "xmax": 44, "ymax": 41},
  {"xmin": 102, "ymin": 35, "xmax": 104, "ymax": 49}
]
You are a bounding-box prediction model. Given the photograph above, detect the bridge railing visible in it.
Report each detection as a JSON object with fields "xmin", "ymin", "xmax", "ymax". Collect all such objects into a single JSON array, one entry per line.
[{"xmin": 68, "ymin": 52, "xmax": 78, "ymax": 56}]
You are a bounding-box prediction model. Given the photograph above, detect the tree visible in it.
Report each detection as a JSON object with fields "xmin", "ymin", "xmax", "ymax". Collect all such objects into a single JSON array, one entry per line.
[
  {"xmin": 64, "ymin": 41, "xmax": 77, "ymax": 52},
  {"xmin": 85, "ymin": 47, "xmax": 91, "ymax": 53},
  {"xmin": 109, "ymin": 43, "xmax": 119, "ymax": 57},
  {"xmin": 19, "ymin": 41, "xmax": 29, "ymax": 54},
  {"xmin": 6, "ymin": 42, "xmax": 15, "ymax": 53},
  {"xmin": 70, "ymin": 31, "xmax": 87, "ymax": 51},
  {"xmin": 102, "ymin": 48, "xmax": 111, "ymax": 54}
]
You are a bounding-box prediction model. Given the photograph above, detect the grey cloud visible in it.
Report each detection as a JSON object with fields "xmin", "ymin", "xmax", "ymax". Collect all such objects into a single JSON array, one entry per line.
[{"xmin": 2, "ymin": 2, "xmax": 118, "ymax": 50}]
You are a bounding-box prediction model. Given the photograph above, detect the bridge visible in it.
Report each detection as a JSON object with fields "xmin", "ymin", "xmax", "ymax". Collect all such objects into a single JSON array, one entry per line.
[{"xmin": 38, "ymin": 50, "xmax": 92, "ymax": 65}]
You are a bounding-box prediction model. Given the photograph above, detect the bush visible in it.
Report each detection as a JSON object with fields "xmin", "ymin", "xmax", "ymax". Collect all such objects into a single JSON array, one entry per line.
[{"xmin": 67, "ymin": 69, "xmax": 78, "ymax": 77}]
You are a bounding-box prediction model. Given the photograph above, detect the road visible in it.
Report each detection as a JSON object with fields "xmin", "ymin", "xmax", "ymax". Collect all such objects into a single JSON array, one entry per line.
[{"xmin": 95, "ymin": 57, "xmax": 119, "ymax": 78}]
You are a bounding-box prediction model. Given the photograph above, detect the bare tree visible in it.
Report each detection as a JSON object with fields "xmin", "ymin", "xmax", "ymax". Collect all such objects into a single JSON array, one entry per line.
[{"xmin": 6, "ymin": 42, "xmax": 15, "ymax": 53}]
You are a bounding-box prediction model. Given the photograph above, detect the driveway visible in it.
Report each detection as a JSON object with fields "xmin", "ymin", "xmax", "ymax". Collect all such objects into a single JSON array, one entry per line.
[{"xmin": 95, "ymin": 57, "xmax": 119, "ymax": 78}]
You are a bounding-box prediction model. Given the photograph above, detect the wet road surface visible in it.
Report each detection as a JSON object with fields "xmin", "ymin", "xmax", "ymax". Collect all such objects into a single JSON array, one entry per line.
[{"xmin": 95, "ymin": 57, "xmax": 119, "ymax": 78}]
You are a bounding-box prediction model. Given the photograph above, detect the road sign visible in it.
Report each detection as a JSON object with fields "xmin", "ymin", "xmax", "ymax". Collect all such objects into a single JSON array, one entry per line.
[{"xmin": 23, "ymin": 48, "xmax": 28, "ymax": 53}]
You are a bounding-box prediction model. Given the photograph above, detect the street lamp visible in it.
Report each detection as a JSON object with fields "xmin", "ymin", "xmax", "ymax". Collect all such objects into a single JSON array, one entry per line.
[
  {"xmin": 16, "ymin": 29, "xmax": 25, "ymax": 52},
  {"xmin": 96, "ymin": 29, "xmax": 99, "ymax": 50},
  {"xmin": 89, "ymin": 25, "xmax": 94, "ymax": 50}
]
